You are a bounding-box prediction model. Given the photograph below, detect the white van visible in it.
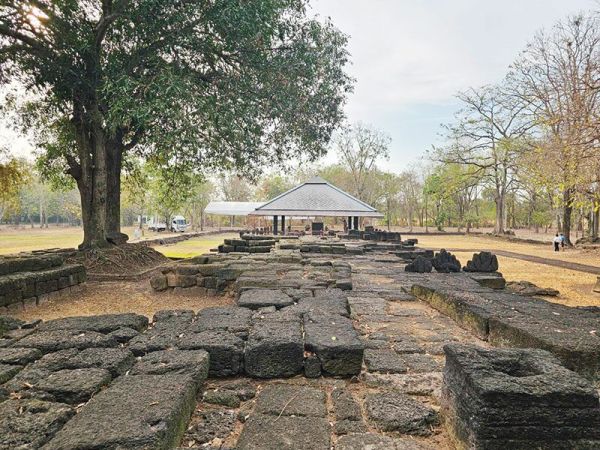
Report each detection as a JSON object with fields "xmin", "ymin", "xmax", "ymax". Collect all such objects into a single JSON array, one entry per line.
[{"xmin": 170, "ymin": 215, "xmax": 189, "ymax": 232}]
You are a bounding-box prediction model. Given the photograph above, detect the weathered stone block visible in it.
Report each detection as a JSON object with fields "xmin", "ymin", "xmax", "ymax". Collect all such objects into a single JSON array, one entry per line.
[
  {"xmin": 237, "ymin": 414, "xmax": 330, "ymax": 450},
  {"xmin": 237, "ymin": 289, "xmax": 294, "ymax": 310},
  {"xmin": 405, "ymin": 256, "xmax": 432, "ymax": 273},
  {"xmin": 0, "ymin": 399, "xmax": 74, "ymax": 449},
  {"xmin": 432, "ymin": 249, "xmax": 461, "ymax": 273},
  {"xmin": 254, "ymin": 384, "xmax": 327, "ymax": 417},
  {"xmin": 244, "ymin": 320, "xmax": 303, "ymax": 378},
  {"xmin": 150, "ymin": 274, "xmax": 169, "ymax": 291},
  {"xmin": 17, "ymin": 329, "xmax": 118, "ymax": 353},
  {"xmin": 0, "ymin": 363, "xmax": 22, "ymax": 383},
  {"xmin": 131, "ymin": 349, "xmax": 209, "ymax": 386},
  {"xmin": 44, "ymin": 373, "xmax": 198, "ymax": 450},
  {"xmin": 179, "ymin": 330, "xmax": 244, "ymax": 377},
  {"xmin": 365, "ymin": 391, "xmax": 438, "ymax": 435},
  {"xmin": 443, "ymin": 344, "xmax": 600, "ymax": 448},
  {"xmin": 38, "ymin": 313, "xmax": 149, "ymax": 333},
  {"xmin": 463, "ymin": 251, "xmax": 499, "ymax": 272},
  {"xmin": 63, "ymin": 348, "xmax": 135, "ymax": 377},
  {"xmin": 34, "ymin": 368, "xmax": 112, "ymax": 404},
  {"xmin": 304, "ymin": 319, "xmax": 364, "ymax": 376},
  {"xmin": 192, "ymin": 307, "xmax": 252, "ymax": 336},
  {"xmin": 364, "ymin": 348, "xmax": 407, "ymax": 374},
  {"xmin": 0, "ymin": 347, "xmax": 42, "ymax": 365}
]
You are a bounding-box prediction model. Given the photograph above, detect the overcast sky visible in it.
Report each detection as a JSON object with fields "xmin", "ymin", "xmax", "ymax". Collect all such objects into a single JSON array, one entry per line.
[
  {"xmin": 311, "ymin": 0, "xmax": 598, "ymax": 171},
  {"xmin": 2, "ymin": 0, "xmax": 598, "ymax": 170}
]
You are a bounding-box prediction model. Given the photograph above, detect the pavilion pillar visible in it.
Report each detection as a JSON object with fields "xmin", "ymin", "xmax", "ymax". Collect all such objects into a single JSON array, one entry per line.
[
  {"xmin": 347, "ymin": 216, "xmax": 352, "ymax": 231},
  {"xmin": 353, "ymin": 216, "xmax": 359, "ymax": 230},
  {"xmin": 273, "ymin": 215, "xmax": 278, "ymax": 235},
  {"xmin": 281, "ymin": 215, "xmax": 286, "ymax": 235}
]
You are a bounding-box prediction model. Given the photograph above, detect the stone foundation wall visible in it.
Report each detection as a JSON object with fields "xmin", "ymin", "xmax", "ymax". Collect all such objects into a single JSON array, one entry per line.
[{"xmin": 0, "ymin": 255, "xmax": 86, "ymax": 313}]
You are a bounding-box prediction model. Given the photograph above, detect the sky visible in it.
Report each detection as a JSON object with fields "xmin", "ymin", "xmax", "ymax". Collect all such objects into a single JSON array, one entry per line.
[
  {"xmin": 2, "ymin": 0, "xmax": 598, "ymax": 170},
  {"xmin": 310, "ymin": 0, "xmax": 598, "ymax": 171}
]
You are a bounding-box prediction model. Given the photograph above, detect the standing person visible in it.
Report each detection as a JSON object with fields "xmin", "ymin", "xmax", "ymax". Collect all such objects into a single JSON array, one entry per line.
[
  {"xmin": 559, "ymin": 233, "xmax": 566, "ymax": 250},
  {"xmin": 553, "ymin": 234, "xmax": 561, "ymax": 252}
]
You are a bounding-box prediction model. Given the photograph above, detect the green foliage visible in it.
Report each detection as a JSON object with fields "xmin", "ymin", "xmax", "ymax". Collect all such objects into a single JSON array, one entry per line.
[
  {"xmin": 255, "ymin": 174, "xmax": 294, "ymax": 201},
  {"xmin": 0, "ymin": 148, "xmax": 30, "ymax": 219},
  {"xmin": 0, "ymin": 0, "xmax": 353, "ymax": 180}
]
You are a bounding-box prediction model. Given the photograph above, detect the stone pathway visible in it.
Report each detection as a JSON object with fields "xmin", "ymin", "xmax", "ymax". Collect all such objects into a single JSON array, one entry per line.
[
  {"xmin": 8, "ymin": 244, "xmax": 585, "ymax": 449},
  {"xmin": 177, "ymin": 254, "xmax": 487, "ymax": 450}
]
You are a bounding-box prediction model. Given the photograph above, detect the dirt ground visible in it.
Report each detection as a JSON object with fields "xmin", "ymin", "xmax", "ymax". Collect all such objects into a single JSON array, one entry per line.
[{"xmin": 11, "ymin": 280, "xmax": 234, "ymax": 322}]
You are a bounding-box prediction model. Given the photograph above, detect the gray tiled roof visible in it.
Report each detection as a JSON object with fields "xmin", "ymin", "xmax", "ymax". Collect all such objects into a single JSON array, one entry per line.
[{"xmin": 249, "ymin": 177, "xmax": 383, "ymax": 217}]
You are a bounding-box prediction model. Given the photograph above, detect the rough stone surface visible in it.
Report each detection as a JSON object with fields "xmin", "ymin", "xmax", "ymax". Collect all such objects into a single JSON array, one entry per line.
[
  {"xmin": 244, "ymin": 320, "xmax": 303, "ymax": 378},
  {"xmin": 238, "ymin": 289, "xmax": 294, "ymax": 310},
  {"xmin": 185, "ymin": 410, "xmax": 237, "ymax": 446},
  {"xmin": 130, "ymin": 349, "xmax": 210, "ymax": 385},
  {"xmin": 405, "ymin": 256, "xmax": 432, "ymax": 273},
  {"xmin": 45, "ymin": 373, "xmax": 198, "ymax": 449},
  {"xmin": 38, "ymin": 313, "xmax": 148, "ymax": 333},
  {"xmin": 0, "ymin": 363, "xmax": 21, "ymax": 383},
  {"xmin": 254, "ymin": 384, "xmax": 327, "ymax": 418},
  {"xmin": 463, "ymin": 251, "xmax": 499, "ymax": 272},
  {"xmin": 0, "ymin": 399, "xmax": 74, "ymax": 449},
  {"xmin": 443, "ymin": 344, "xmax": 600, "ymax": 448},
  {"xmin": 236, "ymin": 414, "xmax": 330, "ymax": 450},
  {"xmin": 432, "ymin": 249, "xmax": 461, "ymax": 273},
  {"xmin": 34, "ymin": 368, "xmax": 112, "ymax": 404},
  {"xmin": 179, "ymin": 331, "xmax": 245, "ymax": 377},
  {"xmin": 0, "ymin": 347, "xmax": 42, "ymax": 365},
  {"xmin": 304, "ymin": 317, "xmax": 364, "ymax": 377},
  {"xmin": 336, "ymin": 433, "xmax": 428, "ymax": 450},
  {"xmin": 16, "ymin": 329, "xmax": 117, "ymax": 353},
  {"xmin": 63, "ymin": 347, "xmax": 135, "ymax": 377},
  {"xmin": 364, "ymin": 349, "xmax": 408, "ymax": 374},
  {"xmin": 366, "ymin": 392, "xmax": 438, "ymax": 435},
  {"xmin": 203, "ymin": 389, "xmax": 241, "ymax": 408}
]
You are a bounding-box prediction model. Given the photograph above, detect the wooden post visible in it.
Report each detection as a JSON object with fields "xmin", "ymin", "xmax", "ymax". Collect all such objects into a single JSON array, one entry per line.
[
  {"xmin": 273, "ymin": 216, "xmax": 278, "ymax": 235},
  {"xmin": 281, "ymin": 215, "xmax": 286, "ymax": 235}
]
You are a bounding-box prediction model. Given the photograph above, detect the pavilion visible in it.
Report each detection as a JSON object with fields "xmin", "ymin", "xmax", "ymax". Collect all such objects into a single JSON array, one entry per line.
[{"xmin": 248, "ymin": 176, "xmax": 383, "ymax": 235}]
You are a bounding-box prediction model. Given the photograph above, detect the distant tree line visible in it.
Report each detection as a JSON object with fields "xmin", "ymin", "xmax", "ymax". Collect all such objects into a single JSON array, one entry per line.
[{"xmin": 430, "ymin": 11, "xmax": 600, "ymax": 245}]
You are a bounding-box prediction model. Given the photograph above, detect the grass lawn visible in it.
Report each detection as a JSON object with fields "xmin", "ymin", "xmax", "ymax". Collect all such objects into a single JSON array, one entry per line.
[
  {"xmin": 154, "ymin": 233, "xmax": 240, "ymax": 258},
  {"xmin": 0, "ymin": 226, "xmax": 235, "ymax": 256}
]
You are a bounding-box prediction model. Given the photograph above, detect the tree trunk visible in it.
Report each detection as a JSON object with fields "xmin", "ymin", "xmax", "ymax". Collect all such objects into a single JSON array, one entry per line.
[
  {"xmin": 494, "ymin": 196, "xmax": 504, "ymax": 234},
  {"xmin": 562, "ymin": 188, "xmax": 573, "ymax": 246},
  {"xmin": 105, "ymin": 139, "xmax": 124, "ymax": 241},
  {"xmin": 593, "ymin": 204, "xmax": 599, "ymax": 240}
]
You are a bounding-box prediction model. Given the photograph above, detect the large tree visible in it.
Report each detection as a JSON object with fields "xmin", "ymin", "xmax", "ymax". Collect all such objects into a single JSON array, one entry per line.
[
  {"xmin": 434, "ymin": 84, "xmax": 534, "ymax": 234},
  {"xmin": 509, "ymin": 14, "xmax": 600, "ymax": 244},
  {"xmin": 0, "ymin": 0, "xmax": 352, "ymax": 248}
]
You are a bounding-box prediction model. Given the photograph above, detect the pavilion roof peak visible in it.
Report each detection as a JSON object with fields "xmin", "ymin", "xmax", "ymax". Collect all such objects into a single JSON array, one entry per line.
[{"xmin": 249, "ymin": 176, "xmax": 383, "ymax": 218}]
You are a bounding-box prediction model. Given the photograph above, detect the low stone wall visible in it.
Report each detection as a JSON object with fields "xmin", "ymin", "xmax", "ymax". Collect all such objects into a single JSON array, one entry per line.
[
  {"xmin": 443, "ymin": 344, "xmax": 600, "ymax": 448},
  {"xmin": 411, "ymin": 277, "xmax": 600, "ymax": 380},
  {"xmin": 0, "ymin": 255, "xmax": 86, "ymax": 314}
]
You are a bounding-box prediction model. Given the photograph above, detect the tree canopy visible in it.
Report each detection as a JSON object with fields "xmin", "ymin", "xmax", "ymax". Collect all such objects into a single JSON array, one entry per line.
[{"xmin": 0, "ymin": 0, "xmax": 352, "ymax": 247}]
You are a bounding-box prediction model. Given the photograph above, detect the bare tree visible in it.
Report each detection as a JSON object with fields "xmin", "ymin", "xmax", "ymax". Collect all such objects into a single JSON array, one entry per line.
[
  {"xmin": 509, "ymin": 13, "xmax": 600, "ymax": 244},
  {"xmin": 433, "ymin": 84, "xmax": 535, "ymax": 234},
  {"xmin": 335, "ymin": 123, "xmax": 391, "ymax": 204}
]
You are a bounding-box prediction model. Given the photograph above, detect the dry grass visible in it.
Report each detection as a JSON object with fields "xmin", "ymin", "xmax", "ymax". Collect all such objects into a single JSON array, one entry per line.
[
  {"xmin": 448, "ymin": 250, "xmax": 600, "ymax": 307},
  {"xmin": 12, "ymin": 280, "xmax": 234, "ymax": 322},
  {"xmin": 414, "ymin": 234, "xmax": 600, "ymax": 266}
]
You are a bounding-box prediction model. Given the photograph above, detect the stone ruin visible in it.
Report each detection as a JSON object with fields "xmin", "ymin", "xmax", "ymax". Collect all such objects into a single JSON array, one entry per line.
[
  {"xmin": 0, "ymin": 235, "xmax": 598, "ymax": 449},
  {"xmin": 0, "ymin": 253, "xmax": 86, "ymax": 314}
]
